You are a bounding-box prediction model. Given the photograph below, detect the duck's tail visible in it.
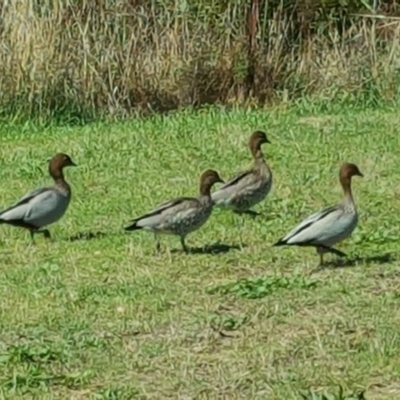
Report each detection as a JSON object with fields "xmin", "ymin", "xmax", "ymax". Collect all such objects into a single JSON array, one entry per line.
[{"xmin": 124, "ymin": 220, "xmax": 142, "ymax": 231}]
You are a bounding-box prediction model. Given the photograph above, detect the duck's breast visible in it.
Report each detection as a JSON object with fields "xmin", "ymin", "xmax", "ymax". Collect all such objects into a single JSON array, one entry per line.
[
  {"xmin": 26, "ymin": 189, "xmax": 71, "ymax": 227},
  {"xmin": 167, "ymin": 202, "xmax": 213, "ymax": 235},
  {"xmin": 317, "ymin": 210, "xmax": 358, "ymax": 246}
]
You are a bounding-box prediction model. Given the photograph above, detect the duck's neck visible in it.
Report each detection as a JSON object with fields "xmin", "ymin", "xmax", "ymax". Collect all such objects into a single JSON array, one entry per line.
[
  {"xmin": 340, "ymin": 177, "xmax": 354, "ymax": 205},
  {"xmin": 50, "ymin": 169, "xmax": 71, "ymax": 193},
  {"xmin": 253, "ymin": 150, "xmax": 271, "ymax": 177},
  {"xmin": 252, "ymin": 147, "xmax": 266, "ymax": 164},
  {"xmin": 199, "ymin": 183, "xmax": 214, "ymax": 206},
  {"xmin": 200, "ymin": 183, "xmax": 212, "ymax": 198},
  {"xmin": 50, "ymin": 166, "xmax": 64, "ymax": 181}
]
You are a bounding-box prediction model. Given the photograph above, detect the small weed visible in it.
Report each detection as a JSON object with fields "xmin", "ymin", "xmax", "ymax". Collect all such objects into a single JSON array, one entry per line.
[
  {"xmin": 1, "ymin": 343, "xmax": 67, "ymax": 365},
  {"xmin": 1, "ymin": 366, "xmax": 92, "ymax": 390},
  {"xmin": 207, "ymin": 276, "xmax": 318, "ymax": 299},
  {"xmin": 93, "ymin": 387, "xmax": 140, "ymax": 399},
  {"xmin": 208, "ymin": 313, "xmax": 249, "ymax": 331}
]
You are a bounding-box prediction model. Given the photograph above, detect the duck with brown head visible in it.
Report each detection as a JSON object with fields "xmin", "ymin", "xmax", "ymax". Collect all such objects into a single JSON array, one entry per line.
[
  {"xmin": 273, "ymin": 162, "xmax": 363, "ymax": 269},
  {"xmin": 211, "ymin": 130, "xmax": 273, "ymax": 244},
  {"xmin": 125, "ymin": 169, "xmax": 224, "ymax": 253},
  {"xmin": 0, "ymin": 153, "xmax": 77, "ymax": 240},
  {"xmin": 212, "ymin": 131, "xmax": 272, "ymax": 214}
]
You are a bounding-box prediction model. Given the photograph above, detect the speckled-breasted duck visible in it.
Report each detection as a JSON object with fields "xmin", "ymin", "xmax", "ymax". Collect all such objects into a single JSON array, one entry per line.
[
  {"xmin": 125, "ymin": 169, "xmax": 224, "ymax": 253},
  {"xmin": 212, "ymin": 130, "xmax": 272, "ymax": 217}
]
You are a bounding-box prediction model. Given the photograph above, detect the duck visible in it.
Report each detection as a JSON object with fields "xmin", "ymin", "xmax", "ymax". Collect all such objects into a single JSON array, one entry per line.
[
  {"xmin": 211, "ymin": 130, "xmax": 272, "ymax": 218},
  {"xmin": 0, "ymin": 153, "xmax": 76, "ymax": 240},
  {"xmin": 125, "ymin": 169, "xmax": 224, "ymax": 253},
  {"xmin": 273, "ymin": 162, "xmax": 363, "ymax": 268}
]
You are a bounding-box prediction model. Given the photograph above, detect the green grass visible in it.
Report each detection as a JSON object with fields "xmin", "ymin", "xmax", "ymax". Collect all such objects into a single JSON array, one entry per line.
[{"xmin": 0, "ymin": 105, "xmax": 399, "ymax": 399}]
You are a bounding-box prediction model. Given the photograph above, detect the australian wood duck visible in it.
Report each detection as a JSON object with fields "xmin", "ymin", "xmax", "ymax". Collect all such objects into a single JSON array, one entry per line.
[
  {"xmin": 274, "ymin": 163, "xmax": 363, "ymax": 268},
  {"xmin": 212, "ymin": 130, "xmax": 272, "ymax": 217},
  {"xmin": 0, "ymin": 153, "xmax": 76, "ymax": 240},
  {"xmin": 125, "ymin": 169, "xmax": 224, "ymax": 253}
]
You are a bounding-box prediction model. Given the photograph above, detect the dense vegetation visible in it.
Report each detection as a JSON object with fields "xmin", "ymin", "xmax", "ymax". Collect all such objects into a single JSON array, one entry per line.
[{"xmin": 0, "ymin": 0, "xmax": 399, "ymax": 122}]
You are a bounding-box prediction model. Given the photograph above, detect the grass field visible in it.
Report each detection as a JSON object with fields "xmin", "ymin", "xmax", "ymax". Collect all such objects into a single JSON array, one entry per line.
[{"xmin": 0, "ymin": 106, "xmax": 399, "ymax": 399}]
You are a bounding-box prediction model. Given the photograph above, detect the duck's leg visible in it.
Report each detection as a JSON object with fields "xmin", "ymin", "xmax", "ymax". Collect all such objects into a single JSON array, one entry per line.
[
  {"xmin": 42, "ymin": 229, "xmax": 51, "ymax": 239},
  {"xmin": 154, "ymin": 233, "xmax": 161, "ymax": 255},
  {"xmin": 319, "ymin": 252, "xmax": 324, "ymax": 267},
  {"xmin": 234, "ymin": 210, "xmax": 260, "ymax": 249},
  {"xmin": 235, "ymin": 214, "xmax": 245, "ymax": 249},
  {"xmin": 29, "ymin": 230, "xmax": 36, "ymax": 244},
  {"xmin": 180, "ymin": 236, "xmax": 189, "ymax": 254},
  {"xmin": 311, "ymin": 246, "xmax": 326, "ymax": 273}
]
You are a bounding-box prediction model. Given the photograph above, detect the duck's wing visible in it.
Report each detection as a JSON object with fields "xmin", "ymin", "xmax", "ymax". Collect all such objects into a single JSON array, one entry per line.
[
  {"xmin": 125, "ymin": 196, "xmax": 200, "ymax": 230},
  {"xmin": 0, "ymin": 187, "xmax": 54, "ymax": 223},
  {"xmin": 218, "ymin": 170, "xmax": 252, "ymax": 190},
  {"xmin": 211, "ymin": 169, "xmax": 254, "ymax": 203},
  {"xmin": 274, "ymin": 205, "xmax": 345, "ymax": 246}
]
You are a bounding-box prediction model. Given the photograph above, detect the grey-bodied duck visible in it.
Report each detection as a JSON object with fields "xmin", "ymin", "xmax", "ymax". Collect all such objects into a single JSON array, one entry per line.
[
  {"xmin": 274, "ymin": 163, "xmax": 363, "ymax": 268},
  {"xmin": 0, "ymin": 153, "xmax": 76, "ymax": 240}
]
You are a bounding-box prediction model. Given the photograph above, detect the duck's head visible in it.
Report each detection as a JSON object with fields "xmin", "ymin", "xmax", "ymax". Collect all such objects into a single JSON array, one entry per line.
[
  {"xmin": 49, "ymin": 153, "xmax": 77, "ymax": 180},
  {"xmin": 249, "ymin": 130, "xmax": 270, "ymax": 157},
  {"xmin": 339, "ymin": 162, "xmax": 363, "ymax": 192},
  {"xmin": 199, "ymin": 169, "xmax": 224, "ymax": 196},
  {"xmin": 340, "ymin": 163, "xmax": 363, "ymax": 180}
]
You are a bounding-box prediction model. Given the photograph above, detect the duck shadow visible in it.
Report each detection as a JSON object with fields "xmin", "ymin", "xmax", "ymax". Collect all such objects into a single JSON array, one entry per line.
[
  {"xmin": 320, "ymin": 252, "xmax": 395, "ymax": 270},
  {"xmin": 234, "ymin": 210, "xmax": 276, "ymax": 221},
  {"xmin": 234, "ymin": 210, "xmax": 261, "ymax": 218},
  {"xmin": 67, "ymin": 231, "xmax": 108, "ymax": 242},
  {"xmin": 172, "ymin": 242, "xmax": 243, "ymax": 255}
]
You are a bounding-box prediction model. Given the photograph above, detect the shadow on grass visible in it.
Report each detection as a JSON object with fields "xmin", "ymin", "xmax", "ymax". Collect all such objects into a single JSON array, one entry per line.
[
  {"xmin": 233, "ymin": 210, "xmax": 261, "ymax": 218},
  {"xmin": 172, "ymin": 242, "xmax": 242, "ymax": 255},
  {"xmin": 319, "ymin": 252, "xmax": 395, "ymax": 270},
  {"xmin": 67, "ymin": 231, "xmax": 108, "ymax": 242}
]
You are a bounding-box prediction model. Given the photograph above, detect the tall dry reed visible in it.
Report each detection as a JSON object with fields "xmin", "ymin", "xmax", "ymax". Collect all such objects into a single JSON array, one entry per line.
[{"xmin": 0, "ymin": 0, "xmax": 399, "ymax": 121}]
